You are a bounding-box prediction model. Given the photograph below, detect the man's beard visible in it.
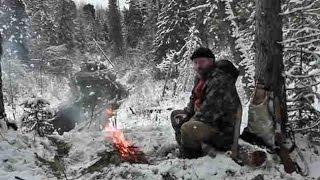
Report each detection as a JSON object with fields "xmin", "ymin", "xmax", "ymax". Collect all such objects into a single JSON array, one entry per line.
[{"xmin": 196, "ymin": 67, "xmax": 214, "ymax": 78}]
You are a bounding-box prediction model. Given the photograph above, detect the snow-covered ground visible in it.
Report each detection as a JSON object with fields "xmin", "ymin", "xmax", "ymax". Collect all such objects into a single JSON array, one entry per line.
[
  {"xmin": 1, "ymin": 75, "xmax": 320, "ymax": 180},
  {"xmin": 0, "ymin": 132, "xmax": 49, "ymax": 180}
]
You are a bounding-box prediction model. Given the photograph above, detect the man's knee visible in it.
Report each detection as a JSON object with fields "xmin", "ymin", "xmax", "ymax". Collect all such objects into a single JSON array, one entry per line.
[
  {"xmin": 181, "ymin": 121, "xmax": 214, "ymax": 136},
  {"xmin": 181, "ymin": 121, "xmax": 220, "ymax": 147},
  {"xmin": 180, "ymin": 121, "xmax": 209, "ymax": 144},
  {"xmin": 181, "ymin": 121, "xmax": 197, "ymax": 134},
  {"xmin": 180, "ymin": 121, "xmax": 201, "ymax": 149},
  {"xmin": 180, "ymin": 121, "xmax": 193, "ymax": 135}
]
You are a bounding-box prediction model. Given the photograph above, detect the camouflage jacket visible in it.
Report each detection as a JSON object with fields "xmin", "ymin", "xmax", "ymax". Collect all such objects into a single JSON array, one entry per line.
[{"xmin": 184, "ymin": 68, "xmax": 241, "ymax": 136}]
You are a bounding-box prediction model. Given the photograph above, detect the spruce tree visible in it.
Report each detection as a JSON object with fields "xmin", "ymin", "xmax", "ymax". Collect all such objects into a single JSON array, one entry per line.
[
  {"xmin": 124, "ymin": 0, "xmax": 146, "ymax": 48},
  {"xmin": 153, "ymin": 0, "xmax": 190, "ymax": 63},
  {"xmin": 108, "ymin": 0, "xmax": 124, "ymax": 56},
  {"xmin": 282, "ymin": 0, "xmax": 320, "ymax": 139},
  {"xmin": 56, "ymin": 0, "xmax": 77, "ymax": 49}
]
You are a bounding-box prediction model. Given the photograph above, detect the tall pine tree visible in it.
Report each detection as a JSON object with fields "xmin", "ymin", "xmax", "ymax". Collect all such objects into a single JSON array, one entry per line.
[
  {"xmin": 153, "ymin": 0, "xmax": 190, "ymax": 63},
  {"xmin": 124, "ymin": 0, "xmax": 146, "ymax": 48},
  {"xmin": 56, "ymin": 0, "xmax": 77, "ymax": 49},
  {"xmin": 108, "ymin": 0, "xmax": 124, "ymax": 57}
]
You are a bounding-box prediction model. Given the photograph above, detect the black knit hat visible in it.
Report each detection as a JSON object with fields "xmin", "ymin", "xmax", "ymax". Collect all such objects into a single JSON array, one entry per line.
[{"xmin": 190, "ymin": 47, "xmax": 215, "ymax": 61}]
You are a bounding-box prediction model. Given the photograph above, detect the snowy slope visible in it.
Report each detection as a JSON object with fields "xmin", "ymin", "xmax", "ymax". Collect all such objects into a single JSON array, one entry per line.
[
  {"xmin": 1, "ymin": 76, "xmax": 320, "ymax": 180},
  {"xmin": 0, "ymin": 132, "xmax": 49, "ymax": 180}
]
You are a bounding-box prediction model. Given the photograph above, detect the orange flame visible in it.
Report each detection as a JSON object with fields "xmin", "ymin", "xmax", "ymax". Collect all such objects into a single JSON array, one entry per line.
[
  {"xmin": 105, "ymin": 108, "xmax": 114, "ymax": 118},
  {"xmin": 104, "ymin": 108, "xmax": 139, "ymax": 161}
]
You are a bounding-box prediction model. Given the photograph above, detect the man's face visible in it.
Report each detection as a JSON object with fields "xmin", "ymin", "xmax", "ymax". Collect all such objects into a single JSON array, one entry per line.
[{"xmin": 193, "ymin": 57, "xmax": 214, "ymax": 77}]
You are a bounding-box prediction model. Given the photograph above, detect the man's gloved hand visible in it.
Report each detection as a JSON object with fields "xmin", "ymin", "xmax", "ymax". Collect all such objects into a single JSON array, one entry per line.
[{"xmin": 174, "ymin": 114, "xmax": 188, "ymax": 125}]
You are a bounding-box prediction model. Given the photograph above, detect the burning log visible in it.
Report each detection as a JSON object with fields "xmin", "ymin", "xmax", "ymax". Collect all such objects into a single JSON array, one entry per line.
[
  {"xmin": 80, "ymin": 150, "xmax": 121, "ymax": 176},
  {"xmin": 104, "ymin": 122, "xmax": 148, "ymax": 164},
  {"xmin": 78, "ymin": 107, "xmax": 148, "ymax": 177},
  {"xmin": 104, "ymin": 108, "xmax": 148, "ymax": 164}
]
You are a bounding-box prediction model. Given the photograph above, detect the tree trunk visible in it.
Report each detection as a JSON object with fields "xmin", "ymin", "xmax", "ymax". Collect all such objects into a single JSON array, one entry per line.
[
  {"xmin": 0, "ymin": 34, "xmax": 6, "ymax": 120},
  {"xmin": 255, "ymin": 2, "xmax": 297, "ymax": 174},
  {"xmin": 255, "ymin": 0, "xmax": 283, "ymax": 90},
  {"xmin": 255, "ymin": 0, "xmax": 287, "ymax": 130}
]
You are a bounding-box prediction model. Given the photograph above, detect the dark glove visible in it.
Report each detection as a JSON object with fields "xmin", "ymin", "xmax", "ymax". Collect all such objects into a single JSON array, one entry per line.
[{"xmin": 174, "ymin": 114, "xmax": 188, "ymax": 125}]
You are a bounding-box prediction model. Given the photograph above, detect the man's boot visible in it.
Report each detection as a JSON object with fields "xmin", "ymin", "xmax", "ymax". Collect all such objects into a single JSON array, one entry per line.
[
  {"xmin": 201, "ymin": 143, "xmax": 216, "ymax": 158},
  {"xmin": 179, "ymin": 146, "xmax": 203, "ymax": 159}
]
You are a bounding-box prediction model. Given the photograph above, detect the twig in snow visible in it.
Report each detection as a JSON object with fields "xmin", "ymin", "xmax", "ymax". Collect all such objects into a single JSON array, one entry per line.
[
  {"xmin": 129, "ymin": 107, "xmax": 136, "ymax": 115},
  {"xmin": 14, "ymin": 177, "xmax": 25, "ymax": 180}
]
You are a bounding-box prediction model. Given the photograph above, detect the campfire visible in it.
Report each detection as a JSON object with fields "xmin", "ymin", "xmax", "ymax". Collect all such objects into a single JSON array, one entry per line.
[{"xmin": 104, "ymin": 107, "xmax": 147, "ymax": 163}]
